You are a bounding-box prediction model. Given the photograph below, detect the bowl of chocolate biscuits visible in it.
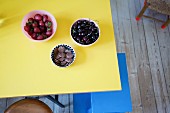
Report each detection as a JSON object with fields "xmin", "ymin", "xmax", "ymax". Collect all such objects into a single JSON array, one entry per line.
[{"xmin": 51, "ymin": 44, "xmax": 76, "ymax": 68}]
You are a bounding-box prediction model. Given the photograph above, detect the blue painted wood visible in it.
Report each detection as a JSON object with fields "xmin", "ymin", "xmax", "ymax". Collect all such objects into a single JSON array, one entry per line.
[
  {"xmin": 91, "ymin": 53, "xmax": 132, "ymax": 113},
  {"xmin": 73, "ymin": 53, "xmax": 132, "ymax": 113},
  {"xmin": 73, "ymin": 93, "xmax": 91, "ymax": 113},
  {"xmin": 88, "ymin": 108, "xmax": 92, "ymax": 113}
]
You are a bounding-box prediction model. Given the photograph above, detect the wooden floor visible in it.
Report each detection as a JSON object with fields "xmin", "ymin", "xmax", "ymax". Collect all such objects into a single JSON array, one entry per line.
[{"xmin": 0, "ymin": 0, "xmax": 170, "ymax": 113}]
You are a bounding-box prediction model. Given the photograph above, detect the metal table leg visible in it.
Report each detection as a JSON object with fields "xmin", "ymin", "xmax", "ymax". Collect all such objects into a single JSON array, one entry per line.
[{"xmin": 45, "ymin": 95, "xmax": 65, "ymax": 108}]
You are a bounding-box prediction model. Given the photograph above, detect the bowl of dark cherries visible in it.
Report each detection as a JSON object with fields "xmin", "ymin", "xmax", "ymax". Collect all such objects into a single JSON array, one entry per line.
[
  {"xmin": 51, "ymin": 44, "xmax": 76, "ymax": 68},
  {"xmin": 22, "ymin": 10, "xmax": 57, "ymax": 42},
  {"xmin": 71, "ymin": 18, "xmax": 100, "ymax": 47}
]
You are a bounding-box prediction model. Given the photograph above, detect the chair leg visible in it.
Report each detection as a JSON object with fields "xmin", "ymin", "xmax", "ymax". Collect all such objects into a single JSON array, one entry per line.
[
  {"xmin": 136, "ymin": 1, "xmax": 149, "ymax": 21},
  {"xmin": 161, "ymin": 16, "xmax": 170, "ymax": 29}
]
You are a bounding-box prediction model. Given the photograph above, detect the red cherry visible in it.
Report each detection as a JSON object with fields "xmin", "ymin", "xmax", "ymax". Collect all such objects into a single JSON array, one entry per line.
[
  {"xmin": 28, "ymin": 18, "xmax": 34, "ymax": 23},
  {"xmin": 32, "ymin": 21, "xmax": 38, "ymax": 27},
  {"xmin": 37, "ymin": 35, "xmax": 44, "ymax": 40},
  {"xmin": 43, "ymin": 15, "xmax": 48, "ymax": 22},
  {"xmin": 45, "ymin": 21, "xmax": 52, "ymax": 28},
  {"xmin": 28, "ymin": 30, "xmax": 33, "ymax": 35},
  {"xmin": 42, "ymin": 33, "xmax": 48, "ymax": 39},
  {"xmin": 26, "ymin": 22, "xmax": 31, "ymax": 26},
  {"xmin": 47, "ymin": 27, "xmax": 52, "ymax": 32},
  {"xmin": 34, "ymin": 14, "xmax": 42, "ymax": 21},
  {"xmin": 40, "ymin": 26, "xmax": 46, "ymax": 32},
  {"xmin": 24, "ymin": 26, "xmax": 30, "ymax": 32},
  {"xmin": 31, "ymin": 33, "xmax": 37, "ymax": 39},
  {"xmin": 46, "ymin": 31, "xmax": 52, "ymax": 36},
  {"xmin": 34, "ymin": 27, "xmax": 41, "ymax": 33},
  {"xmin": 39, "ymin": 20, "xmax": 45, "ymax": 26}
]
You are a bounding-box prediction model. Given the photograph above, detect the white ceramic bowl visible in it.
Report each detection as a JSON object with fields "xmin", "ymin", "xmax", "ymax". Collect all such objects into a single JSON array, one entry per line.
[
  {"xmin": 70, "ymin": 18, "xmax": 100, "ymax": 47},
  {"xmin": 22, "ymin": 10, "xmax": 57, "ymax": 42},
  {"xmin": 51, "ymin": 44, "xmax": 76, "ymax": 68}
]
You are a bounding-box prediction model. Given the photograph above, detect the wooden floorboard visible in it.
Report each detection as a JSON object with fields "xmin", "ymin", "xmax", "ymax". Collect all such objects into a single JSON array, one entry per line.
[
  {"xmin": 111, "ymin": 0, "xmax": 170, "ymax": 113},
  {"xmin": 55, "ymin": 94, "xmax": 70, "ymax": 113},
  {"xmin": 142, "ymin": 8, "xmax": 169, "ymax": 113},
  {"xmin": 155, "ymin": 17, "xmax": 170, "ymax": 113},
  {"xmin": 128, "ymin": 0, "xmax": 158, "ymax": 113},
  {"xmin": 111, "ymin": 0, "xmax": 144, "ymax": 113},
  {"xmin": 0, "ymin": 0, "xmax": 170, "ymax": 113},
  {"xmin": 0, "ymin": 99, "xmax": 7, "ymax": 113},
  {"xmin": 39, "ymin": 96, "xmax": 54, "ymax": 112},
  {"xmin": 69, "ymin": 94, "xmax": 74, "ymax": 113}
]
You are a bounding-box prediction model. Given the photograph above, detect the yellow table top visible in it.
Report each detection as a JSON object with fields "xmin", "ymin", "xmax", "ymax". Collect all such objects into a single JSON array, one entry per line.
[{"xmin": 0, "ymin": 0, "xmax": 121, "ymax": 98}]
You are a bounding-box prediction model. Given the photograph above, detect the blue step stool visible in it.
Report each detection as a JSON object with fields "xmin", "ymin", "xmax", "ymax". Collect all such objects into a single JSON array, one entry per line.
[{"xmin": 73, "ymin": 53, "xmax": 132, "ymax": 113}]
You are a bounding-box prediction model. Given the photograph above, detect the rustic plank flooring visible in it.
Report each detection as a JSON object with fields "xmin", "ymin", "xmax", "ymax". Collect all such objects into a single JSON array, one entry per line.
[{"xmin": 0, "ymin": 0, "xmax": 170, "ymax": 113}]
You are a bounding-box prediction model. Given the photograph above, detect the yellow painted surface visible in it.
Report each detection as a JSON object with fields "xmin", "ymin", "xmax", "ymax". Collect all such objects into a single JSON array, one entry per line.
[{"xmin": 0, "ymin": 0, "xmax": 121, "ymax": 98}]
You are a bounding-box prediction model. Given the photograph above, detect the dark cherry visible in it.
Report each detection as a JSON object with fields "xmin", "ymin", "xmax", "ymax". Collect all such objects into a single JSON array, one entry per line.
[
  {"xmin": 91, "ymin": 35, "xmax": 97, "ymax": 41},
  {"xmin": 78, "ymin": 29, "xmax": 82, "ymax": 33},
  {"xmin": 77, "ymin": 20, "xmax": 82, "ymax": 24},
  {"xmin": 90, "ymin": 22, "xmax": 95, "ymax": 26},
  {"xmin": 77, "ymin": 25, "xmax": 81, "ymax": 29},
  {"xmin": 76, "ymin": 37, "xmax": 81, "ymax": 41},
  {"xmin": 86, "ymin": 39, "xmax": 91, "ymax": 44},
  {"xmin": 83, "ymin": 37, "xmax": 88, "ymax": 41}
]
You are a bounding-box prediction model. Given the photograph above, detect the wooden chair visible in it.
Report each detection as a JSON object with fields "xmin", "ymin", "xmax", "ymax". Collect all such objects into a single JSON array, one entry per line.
[
  {"xmin": 136, "ymin": 0, "xmax": 170, "ymax": 29},
  {"xmin": 4, "ymin": 99, "xmax": 53, "ymax": 113}
]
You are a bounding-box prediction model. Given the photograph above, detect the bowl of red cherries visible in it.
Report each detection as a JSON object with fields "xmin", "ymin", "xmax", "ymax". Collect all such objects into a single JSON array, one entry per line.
[
  {"xmin": 22, "ymin": 10, "xmax": 57, "ymax": 42},
  {"xmin": 71, "ymin": 18, "xmax": 100, "ymax": 47}
]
